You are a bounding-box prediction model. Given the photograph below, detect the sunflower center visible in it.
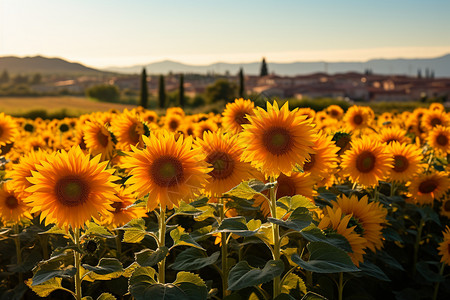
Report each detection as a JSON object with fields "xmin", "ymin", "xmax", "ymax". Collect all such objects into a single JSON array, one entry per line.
[
  {"xmin": 436, "ymin": 134, "xmax": 448, "ymax": 146},
  {"xmin": 129, "ymin": 123, "xmax": 140, "ymax": 144},
  {"xmin": 111, "ymin": 201, "xmax": 125, "ymax": 213},
  {"xmin": 348, "ymin": 216, "xmax": 365, "ymax": 235},
  {"xmin": 353, "ymin": 114, "xmax": 363, "ymax": 125},
  {"xmin": 150, "ymin": 156, "xmax": 184, "ymax": 187},
  {"xmin": 263, "ymin": 127, "xmax": 293, "ymax": 155},
  {"xmin": 5, "ymin": 195, "xmax": 19, "ymax": 209},
  {"xmin": 207, "ymin": 151, "xmax": 235, "ymax": 180},
  {"xmin": 55, "ymin": 176, "xmax": 90, "ymax": 207},
  {"xmin": 444, "ymin": 200, "xmax": 450, "ymax": 212},
  {"xmin": 418, "ymin": 179, "xmax": 438, "ymax": 194},
  {"xmin": 303, "ymin": 154, "xmax": 316, "ymax": 171},
  {"xmin": 97, "ymin": 130, "xmax": 110, "ymax": 148},
  {"xmin": 24, "ymin": 123, "xmax": 34, "ymax": 132},
  {"xmin": 393, "ymin": 155, "xmax": 409, "ymax": 173},
  {"xmin": 234, "ymin": 112, "xmax": 250, "ymax": 126},
  {"xmin": 356, "ymin": 151, "xmax": 376, "ymax": 173},
  {"xmin": 431, "ymin": 117, "xmax": 442, "ymax": 127},
  {"xmin": 169, "ymin": 120, "xmax": 179, "ymax": 131},
  {"xmin": 330, "ymin": 109, "xmax": 339, "ymax": 117},
  {"xmin": 385, "ymin": 138, "xmax": 398, "ymax": 144},
  {"xmin": 276, "ymin": 175, "xmax": 296, "ymax": 198}
]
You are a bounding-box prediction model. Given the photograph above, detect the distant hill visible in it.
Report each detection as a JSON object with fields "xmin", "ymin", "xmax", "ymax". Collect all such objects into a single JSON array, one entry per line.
[
  {"xmin": 105, "ymin": 54, "xmax": 450, "ymax": 77},
  {"xmin": 0, "ymin": 56, "xmax": 106, "ymax": 75}
]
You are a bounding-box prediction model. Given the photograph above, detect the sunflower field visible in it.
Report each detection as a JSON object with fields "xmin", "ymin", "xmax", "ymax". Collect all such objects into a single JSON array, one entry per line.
[{"xmin": 0, "ymin": 99, "xmax": 450, "ymax": 300}]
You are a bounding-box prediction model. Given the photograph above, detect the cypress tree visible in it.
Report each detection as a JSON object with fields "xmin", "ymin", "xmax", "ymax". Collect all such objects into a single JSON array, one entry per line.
[
  {"xmin": 158, "ymin": 75, "xmax": 166, "ymax": 109},
  {"xmin": 260, "ymin": 57, "xmax": 268, "ymax": 77},
  {"xmin": 0, "ymin": 70, "xmax": 9, "ymax": 84},
  {"xmin": 139, "ymin": 68, "xmax": 148, "ymax": 108},
  {"xmin": 238, "ymin": 68, "xmax": 245, "ymax": 98},
  {"xmin": 179, "ymin": 74, "xmax": 185, "ymax": 108}
]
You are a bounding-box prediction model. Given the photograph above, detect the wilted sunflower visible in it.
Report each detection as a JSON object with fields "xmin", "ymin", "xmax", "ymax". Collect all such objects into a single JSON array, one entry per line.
[
  {"xmin": 318, "ymin": 206, "xmax": 367, "ymax": 266},
  {"xmin": 196, "ymin": 131, "xmax": 254, "ymax": 197},
  {"xmin": 83, "ymin": 121, "xmax": 115, "ymax": 161},
  {"xmin": 0, "ymin": 181, "xmax": 32, "ymax": 223},
  {"xmin": 0, "ymin": 113, "xmax": 18, "ymax": 147},
  {"xmin": 427, "ymin": 125, "xmax": 450, "ymax": 155},
  {"xmin": 387, "ymin": 141, "xmax": 423, "ymax": 182},
  {"xmin": 240, "ymin": 101, "xmax": 316, "ymax": 178},
  {"xmin": 25, "ymin": 146, "xmax": 119, "ymax": 229},
  {"xmin": 122, "ymin": 131, "xmax": 210, "ymax": 211},
  {"xmin": 378, "ymin": 127, "xmax": 410, "ymax": 145},
  {"xmin": 110, "ymin": 109, "xmax": 145, "ymax": 151},
  {"xmin": 222, "ymin": 98, "xmax": 255, "ymax": 134},
  {"xmin": 407, "ymin": 172, "xmax": 450, "ymax": 205},
  {"xmin": 302, "ymin": 131, "xmax": 339, "ymax": 180},
  {"xmin": 343, "ymin": 106, "xmax": 372, "ymax": 132},
  {"xmin": 438, "ymin": 226, "xmax": 450, "ymax": 266},
  {"xmin": 341, "ymin": 137, "xmax": 393, "ymax": 187},
  {"xmin": 332, "ymin": 194, "xmax": 387, "ymax": 252}
]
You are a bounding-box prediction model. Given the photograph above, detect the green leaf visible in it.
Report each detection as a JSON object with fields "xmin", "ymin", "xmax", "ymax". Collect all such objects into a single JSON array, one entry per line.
[
  {"xmin": 135, "ymin": 247, "xmax": 169, "ymax": 267},
  {"xmin": 300, "ymin": 225, "xmax": 352, "ymax": 253},
  {"xmin": 225, "ymin": 180, "xmax": 269, "ymax": 200},
  {"xmin": 278, "ymin": 195, "xmax": 316, "ymax": 211},
  {"xmin": 38, "ymin": 225, "xmax": 69, "ymax": 237},
  {"xmin": 82, "ymin": 222, "xmax": 114, "ymax": 238},
  {"xmin": 301, "ymin": 292, "xmax": 328, "ymax": 300},
  {"xmin": 170, "ymin": 248, "xmax": 220, "ymax": 270},
  {"xmin": 358, "ymin": 260, "xmax": 390, "ymax": 281},
  {"xmin": 129, "ymin": 266, "xmax": 157, "ymax": 286},
  {"xmin": 291, "ymin": 242, "xmax": 359, "ymax": 273},
  {"xmin": 281, "ymin": 273, "xmax": 307, "ymax": 295},
  {"xmin": 170, "ymin": 226, "xmax": 205, "ymax": 250},
  {"xmin": 419, "ymin": 206, "xmax": 441, "ymax": 226},
  {"xmin": 118, "ymin": 218, "xmax": 147, "ymax": 243},
  {"xmin": 31, "ymin": 260, "xmax": 76, "ymax": 286},
  {"xmin": 382, "ymin": 227, "xmax": 403, "ymax": 242},
  {"xmin": 194, "ymin": 206, "xmax": 216, "ymax": 222},
  {"xmin": 174, "ymin": 201, "xmax": 204, "ymax": 217},
  {"xmin": 97, "ymin": 293, "xmax": 117, "ymax": 300},
  {"xmin": 216, "ymin": 217, "xmax": 260, "ymax": 237},
  {"xmin": 26, "ymin": 277, "xmax": 65, "ymax": 297},
  {"xmin": 274, "ymin": 294, "xmax": 296, "ymax": 300},
  {"xmin": 173, "ymin": 272, "xmax": 208, "ymax": 300},
  {"xmin": 416, "ymin": 261, "xmax": 444, "ymax": 283},
  {"xmin": 82, "ymin": 258, "xmax": 124, "ymax": 281},
  {"xmin": 268, "ymin": 207, "xmax": 312, "ymax": 231},
  {"xmin": 228, "ymin": 260, "xmax": 284, "ymax": 291},
  {"xmin": 82, "ymin": 297, "xmax": 94, "ymax": 300}
]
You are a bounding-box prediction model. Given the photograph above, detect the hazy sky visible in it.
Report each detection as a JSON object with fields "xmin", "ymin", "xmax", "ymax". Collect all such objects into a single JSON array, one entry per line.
[{"xmin": 1, "ymin": 0, "xmax": 450, "ymax": 68}]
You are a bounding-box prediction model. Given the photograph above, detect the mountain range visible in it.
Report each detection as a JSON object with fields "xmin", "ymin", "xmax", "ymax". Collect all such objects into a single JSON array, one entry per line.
[{"xmin": 1, "ymin": 54, "xmax": 450, "ymax": 77}]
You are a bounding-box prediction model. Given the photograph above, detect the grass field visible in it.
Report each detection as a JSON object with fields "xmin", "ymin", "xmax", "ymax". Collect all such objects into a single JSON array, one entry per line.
[{"xmin": 0, "ymin": 96, "xmax": 137, "ymax": 116}]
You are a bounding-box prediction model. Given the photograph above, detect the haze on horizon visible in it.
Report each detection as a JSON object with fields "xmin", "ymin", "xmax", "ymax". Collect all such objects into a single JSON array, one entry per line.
[{"xmin": 1, "ymin": 0, "xmax": 450, "ymax": 69}]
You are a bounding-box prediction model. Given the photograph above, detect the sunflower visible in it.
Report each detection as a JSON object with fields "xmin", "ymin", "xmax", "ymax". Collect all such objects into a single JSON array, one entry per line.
[
  {"xmin": 438, "ymin": 226, "xmax": 450, "ymax": 266},
  {"xmin": 440, "ymin": 198, "xmax": 450, "ymax": 219},
  {"xmin": 122, "ymin": 131, "xmax": 210, "ymax": 211},
  {"xmin": 240, "ymin": 101, "xmax": 316, "ymax": 178},
  {"xmin": 378, "ymin": 127, "xmax": 410, "ymax": 145},
  {"xmin": 141, "ymin": 110, "xmax": 159, "ymax": 124},
  {"xmin": 194, "ymin": 120, "xmax": 219, "ymax": 138},
  {"xmin": 0, "ymin": 113, "xmax": 18, "ymax": 147},
  {"xmin": 387, "ymin": 141, "xmax": 423, "ymax": 182},
  {"xmin": 166, "ymin": 107, "xmax": 185, "ymax": 118},
  {"xmin": 332, "ymin": 131, "xmax": 352, "ymax": 155},
  {"xmin": 429, "ymin": 102, "xmax": 445, "ymax": 112},
  {"xmin": 0, "ymin": 181, "xmax": 32, "ymax": 223},
  {"xmin": 196, "ymin": 131, "xmax": 255, "ymax": 197},
  {"xmin": 222, "ymin": 98, "xmax": 255, "ymax": 134},
  {"xmin": 297, "ymin": 107, "xmax": 316, "ymax": 120},
  {"xmin": 343, "ymin": 106, "xmax": 372, "ymax": 132},
  {"xmin": 302, "ymin": 131, "xmax": 339, "ymax": 180},
  {"xmin": 341, "ymin": 137, "xmax": 393, "ymax": 187},
  {"xmin": 428, "ymin": 125, "xmax": 450, "ymax": 154},
  {"xmin": 318, "ymin": 206, "xmax": 367, "ymax": 266},
  {"xmin": 407, "ymin": 172, "xmax": 450, "ymax": 205},
  {"xmin": 100, "ymin": 187, "xmax": 147, "ymax": 228},
  {"xmin": 332, "ymin": 194, "xmax": 387, "ymax": 252},
  {"xmin": 421, "ymin": 110, "xmax": 450, "ymax": 131},
  {"xmin": 110, "ymin": 109, "xmax": 145, "ymax": 151},
  {"xmin": 164, "ymin": 114, "xmax": 183, "ymax": 132},
  {"xmin": 326, "ymin": 105, "xmax": 344, "ymax": 119},
  {"xmin": 25, "ymin": 146, "xmax": 119, "ymax": 229},
  {"xmin": 83, "ymin": 121, "xmax": 115, "ymax": 161}
]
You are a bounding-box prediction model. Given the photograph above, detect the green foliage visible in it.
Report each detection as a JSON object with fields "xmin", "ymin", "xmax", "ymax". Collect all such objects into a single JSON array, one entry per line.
[
  {"xmin": 179, "ymin": 73, "xmax": 185, "ymax": 108},
  {"xmin": 260, "ymin": 57, "xmax": 268, "ymax": 77},
  {"xmin": 140, "ymin": 68, "xmax": 148, "ymax": 108},
  {"xmin": 205, "ymin": 79, "xmax": 237, "ymax": 103},
  {"xmin": 228, "ymin": 260, "xmax": 284, "ymax": 290},
  {"xmin": 86, "ymin": 84, "xmax": 120, "ymax": 102},
  {"xmin": 158, "ymin": 75, "xmax": 166, "ymax": 109}
]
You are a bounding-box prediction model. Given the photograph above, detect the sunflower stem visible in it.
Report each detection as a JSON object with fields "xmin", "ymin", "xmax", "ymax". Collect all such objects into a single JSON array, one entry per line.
[
  {"xmin": 432, "ymin": 263, "xmax": 445, "ymax": 300},
  {"xmin": 337, "ymin": 272, "xmax": 344, "ymax": 300},
  {"xmin": 13, "ymin": 223, "xmax": 23, "ymax": 284},
  {"xmin": 219, "ymin": 197, "xmax": 229, "ymax": 298},
  {"xmin": 114, "ymin": 229, "xmax": 122, "ymax": 259},
  {"xmin": 413, "ymin": 218, "xmax": 425, "ymax": 277},
  {"xmin": 158, "ymin": 206, "xmax": 166, "ymax": 284},
  {"xmin": 39, "ymin": 234, "xmax": 49, "ymax": 260},
  {"xmin": 426, "ymin": 150, "xmax": 434, "ymax": 173},
  {"xmin": 269, "ymin": 176, "xmax": 281, "ymax": 298},
  {"xmin": 74, "ymin": 228, "xmax": 82, "ymax": 300},
  {"xmin": 390, "ymin": 181, "xmax": 396, "ymax": 197}
]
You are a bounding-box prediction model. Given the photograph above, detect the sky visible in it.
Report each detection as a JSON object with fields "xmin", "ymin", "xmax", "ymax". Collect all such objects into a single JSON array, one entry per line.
[{"xmin": 1, "ymin": 0, "xmax": 450, "ymax": 68}]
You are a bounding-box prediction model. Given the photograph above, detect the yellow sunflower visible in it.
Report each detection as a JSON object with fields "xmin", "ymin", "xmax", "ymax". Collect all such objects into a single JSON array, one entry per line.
[
  {"xmin": 240, "ymin": 101, "xmax": 316, "ymax": 178},
  {"xmin": 83, "ymin": 121, "xmax": 115, "ymax": 161},
  {"xmin": 302, "ymin": 131, "xmax": 339, "ymax": 180},
  {"xmin": 0, "ymin": 181, "xmax": 32, "ymax": 223},
  {"xmin": 110, "ymin": 109, "xmax": 145, "ymax": 151},
  {"xmin": 332, "ymin": 194, "xmax": 387, "ymax": 252},
  {"xmin": 25, "ymin": 146, "xmax": 119, "ymax": 229},
  {"xmin": 326, "ymin": 105, "xmax": 344, "ymax": 119},
  {"xmin": 440, "ymin": 198, "xmax": 450, "ymax": 219},
  {"xmin": 341, "ymin": 137, "xmax": 393, "ymax": 187},
  {"xmin": 387, "ymin": 141, "xmax": 424, "ymax": 182},
  {"xmin": 222, "ymin": 98, "xmax": 255, "ymax": 134},
  {"xmin": 378, "ymin": 127, "xmax": 411, "ymax": 145},
  {"xmin": 343, "ymin": 105, "xmax": 372, "ymax": 132},
  {"xmin": 196, "ymin": 131, "xmax": 255, "ymax": 197},
  {"xmin": 141, "ymin": 110, "xmax": 159, "ymax": 124},
  {"xmin": 0, "ymin": 113, "xmax": 18, "ymax": 147},
  {"xmin": 318, "ymin": 206, "xmax": 367, "ymax": 266},
  {"xmin": 194, "ymin": 120, "xmax": 219, "ymax": 138},
  {"xmin": 438, "ymin": 226, "xmax": 450, "ymax": 266},
  {"xmin": 122, "ymin": 131, "xmax": 210, "ymax": 211},
  {"xmin": 421, "ymin": 110, "xmax": 450, "ymax": 131},
  {"xmin": 297, "ymin": 107, "xmax": 316, "ymax": 120},
  {"xmin": 164, "ymin": 114, "xmax": 183, "ymax": 132},
  {"xmin": 427, "ymin": 125, "xmax": 450, "ymax": 154},
  {"xmin": 407, "ymin": 172, "xmax": 450, "ymax": 205}
]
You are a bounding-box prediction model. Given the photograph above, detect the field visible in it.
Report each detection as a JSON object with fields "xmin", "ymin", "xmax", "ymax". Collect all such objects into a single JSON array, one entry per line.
[{"xmin": 0, "ymin": 99, "xmax": 449, "ymax": 300}]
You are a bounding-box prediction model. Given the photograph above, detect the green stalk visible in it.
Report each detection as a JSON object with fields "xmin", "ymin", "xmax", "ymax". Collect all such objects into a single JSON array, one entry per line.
[
  {"xmin": 158, "ymin": 206, "xmax": 166, "ymax": 283},
  {"xmin": 219, "ymin": 197, "xmax": 229, "ymax": 298},
  {"xmin": 269, "ymin": 177, "xmax": 281, "ymax": 298},
  {"xmin": 413, "ymin": 219, "xmax": 425, "ymax": 276},
  {"xmin": 115, "ymin": 229, "xmax": 122, "ymax": 259},
  {"xmin": 390, "ymin": 181, "xmax": 395, "ymax": 197},
  {"xmin": 433, "ymin": 263, "xmax": 445, "ymax": 300},
  {"xmin": 338, "ymin": 272, "xmax": 344, "ymax": 300},
  {"xmin": 14, "ymin": 224, "xmax": 23, "ymax": 283},
  {"xmin": 74, "ymin": 228, "xmax": 82, "ymax": 300}
]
